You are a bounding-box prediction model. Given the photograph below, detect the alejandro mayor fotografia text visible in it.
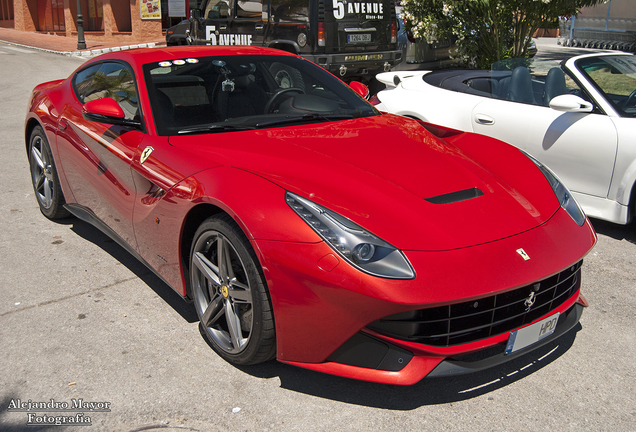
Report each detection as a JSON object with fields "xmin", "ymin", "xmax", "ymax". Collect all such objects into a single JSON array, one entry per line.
[{"xmin": 7, "ymin": 398, "xmax": 111, "ymax": 426}]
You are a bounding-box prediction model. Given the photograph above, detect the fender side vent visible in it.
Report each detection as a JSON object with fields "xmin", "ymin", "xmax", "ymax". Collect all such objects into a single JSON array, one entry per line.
[{"xmin": 424, "ymin": 188, "xmax": 484, "ymax": 204}]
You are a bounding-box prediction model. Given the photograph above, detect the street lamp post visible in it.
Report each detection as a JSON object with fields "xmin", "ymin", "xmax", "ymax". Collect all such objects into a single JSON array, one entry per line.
[{"xmin": 76, "ymin": 0, "xmax": 87, "ymax": 50}]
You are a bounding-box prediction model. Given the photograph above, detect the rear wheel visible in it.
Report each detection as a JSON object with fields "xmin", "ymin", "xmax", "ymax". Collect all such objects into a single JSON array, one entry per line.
[
  {"xmin": 190, "ymin": 214, "xmax": 276, "ymax": 365},
  {"xmin": 28, "ymin": 126, "xmax": 70, "ymax": 219}
]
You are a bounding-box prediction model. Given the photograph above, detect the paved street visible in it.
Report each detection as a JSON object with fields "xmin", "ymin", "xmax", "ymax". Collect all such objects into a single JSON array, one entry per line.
[{"xmin": 0, "ymin": 41, "xmax": 635, "ymax": 431}]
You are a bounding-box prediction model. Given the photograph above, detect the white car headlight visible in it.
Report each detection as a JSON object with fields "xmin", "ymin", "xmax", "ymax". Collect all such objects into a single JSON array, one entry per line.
[
  {"xmin": 526, "ymin": 154, "xmax": 586, "ymax": 226},
  {"xmin": 286, "ymin": 192, "xmax": 415, "ymax": 279}
]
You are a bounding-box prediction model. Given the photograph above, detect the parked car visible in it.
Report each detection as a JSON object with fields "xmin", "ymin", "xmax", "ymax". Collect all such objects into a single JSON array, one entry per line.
[
  {"xmin": 373, "ymin": 52, "xmax": 636, "ymax": 225},
  {"xmin": 26, "ymin": 46, "xmax": 595, "ymax": 385},
  {"xmin": 166, "ymin": 0, "xmax": 403, "ymax": 81}
]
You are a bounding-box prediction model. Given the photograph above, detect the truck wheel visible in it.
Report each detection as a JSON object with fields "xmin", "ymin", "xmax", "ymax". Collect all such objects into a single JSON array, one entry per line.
[{"xmin": 269, "ymin": 63, "xmax": 305, "ymax": 91}]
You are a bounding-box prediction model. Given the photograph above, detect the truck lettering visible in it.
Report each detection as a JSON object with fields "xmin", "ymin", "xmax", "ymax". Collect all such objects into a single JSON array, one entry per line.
[
  {"xmin": 206, "ymin": 25, "xmax": 217, "ymax": 44},
  {"xmin": 347, "ymin": 2, "xmax": 383, "ymax": 15},
  {"xmin": 205, "ymin": 26, "xmax": 253, "ymax": 45},
  {"xmin": 332, "ymin": 0, "xmax": 344, "ymax": 19}
]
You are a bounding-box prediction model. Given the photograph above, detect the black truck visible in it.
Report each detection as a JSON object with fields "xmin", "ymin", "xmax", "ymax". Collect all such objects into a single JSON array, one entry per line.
[{"xmin": 165, "ymin": 0, "xmax": 402, "ymax": 81}]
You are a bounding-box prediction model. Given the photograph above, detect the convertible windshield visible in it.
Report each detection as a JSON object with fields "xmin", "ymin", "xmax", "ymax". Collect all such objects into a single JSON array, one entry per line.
[
  {"xmin": 575, "ymin": 55, "xmax": 636, "ymax": 117},
  {"xmin": 143, "ymin": 55, "xmax": 378, "ymax": 135}
]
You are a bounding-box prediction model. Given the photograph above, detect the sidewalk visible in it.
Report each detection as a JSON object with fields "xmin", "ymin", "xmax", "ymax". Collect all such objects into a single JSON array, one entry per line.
[{"xmin": 0, "ymin": 27, "xmax": 166, "ymax": 57}]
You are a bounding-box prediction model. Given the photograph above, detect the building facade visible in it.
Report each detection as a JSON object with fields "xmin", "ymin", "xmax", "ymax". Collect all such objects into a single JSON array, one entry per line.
[{"xmin": 0, "ymin": 0, "xmax": 194, "ymax": 43}]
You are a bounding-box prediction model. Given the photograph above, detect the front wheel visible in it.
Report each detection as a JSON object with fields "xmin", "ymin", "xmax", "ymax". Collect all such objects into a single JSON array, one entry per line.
[
  {"xmin": 190, "ymin": 214, "xmax": 276, "ymax": 365},
  {"xmin": 28, "ymin": 125, "xmax": 70, "ymax": 219}
]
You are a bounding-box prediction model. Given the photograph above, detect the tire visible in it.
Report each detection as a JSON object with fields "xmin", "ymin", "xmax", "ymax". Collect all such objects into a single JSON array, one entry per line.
[
  {"xmin": 28, "ymin": 126, "xmax": 70, "ymax": 220},
  {"xmin": 269, "ymin": 63, "xmax": 305, "ymax": 91},
  {"xmin": 190, "ymin": 214, "xmax": 276, "ymax": 365}
]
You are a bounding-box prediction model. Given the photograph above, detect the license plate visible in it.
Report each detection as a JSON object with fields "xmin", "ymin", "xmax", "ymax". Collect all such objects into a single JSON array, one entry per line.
[
  {"xmin": 348, "ymin": 34, "xmax": 372, "ymax": 43},
  {"xmin": 505, "ymin": 313, "xmax": 560, "ymax": 355}
]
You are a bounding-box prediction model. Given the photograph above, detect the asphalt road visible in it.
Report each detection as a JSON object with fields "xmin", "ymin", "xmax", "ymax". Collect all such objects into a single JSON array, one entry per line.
[{"xmin": 0, "ymin": 42, "xmax": 635, "ymax": 432}]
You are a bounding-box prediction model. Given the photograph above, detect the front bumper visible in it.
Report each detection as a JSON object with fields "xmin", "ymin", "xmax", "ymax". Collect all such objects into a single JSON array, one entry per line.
[
  {"xmin": 281, "ymin": 296, "xmax": 586, "ymax": 385},
  {"xmin": 428, "ymin": 300, "xmax": 584, "ymax": 377},
  {"xmin": 258, "ymin": 208, "xmax": 595, "ymax": 385}
]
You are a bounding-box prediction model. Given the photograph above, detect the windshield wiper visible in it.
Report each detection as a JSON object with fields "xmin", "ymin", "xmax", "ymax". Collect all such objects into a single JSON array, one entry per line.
[
  {"xmin": 177, "ymin": 124, "xmax": 256, "ymax": 135},
  {"xmin": 255, "ymin": 113, "xmax": 354, "ymax": 129}
]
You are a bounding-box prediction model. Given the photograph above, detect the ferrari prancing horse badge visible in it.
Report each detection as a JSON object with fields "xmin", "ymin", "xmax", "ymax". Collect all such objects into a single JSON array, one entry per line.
[{"xmin": 141, "ymin": 146, "xmax": 154, "ymax": 164}]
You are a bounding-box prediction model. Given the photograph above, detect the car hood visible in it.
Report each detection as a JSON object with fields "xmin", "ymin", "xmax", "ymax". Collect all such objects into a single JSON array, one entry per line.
[{"xmin": 169, "ymin": 115, "xmax": 559, "ymax": 251}]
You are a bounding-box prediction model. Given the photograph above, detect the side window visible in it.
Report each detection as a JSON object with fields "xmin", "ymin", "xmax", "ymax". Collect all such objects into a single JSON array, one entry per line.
[
  {"xmin": 270, "ymin": 0, "xmax": 309, "ymax": 22},
  {"xmin": 74, "ymin": 64, "xmax": 102, "ymax": 103},
  {"xmin": 204, "ymin": 0, "xmax": 230, "ymax": 19},
  {"xmin": 73, "ymin": 62, "xmax": 139, "ymax": 121},
  {"xmin": 236, "ymin": 0, "xmax": 262, "ymax": 18}
]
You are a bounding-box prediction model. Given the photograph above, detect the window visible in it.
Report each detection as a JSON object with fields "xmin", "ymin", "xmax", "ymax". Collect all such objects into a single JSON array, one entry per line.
[
  {"xmin": 270, "ymin": 0, "xmax": 309, "ymax": 22},
  {"xmin": 577, "ymin": 55, "xmax": 636, "ymax": 117},
  {"xmin": 143, "ymin": 54, "xmax": 377, "ymax": 136},
  {"xmin": 236, "ymin": 0, "xmax": 262, "ymax": 18},
  {"xmin": 73, "ymin": 62, "xmax": 139, "ymax": 121},
  {"xmin": 204, "ymin": 0, "xmax": 230, "ymax": 19}
]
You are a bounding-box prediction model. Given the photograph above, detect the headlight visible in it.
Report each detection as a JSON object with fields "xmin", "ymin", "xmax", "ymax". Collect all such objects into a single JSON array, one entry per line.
[
  {"xmin": 286, "ymin": 192, "xmax": 415, "ymax": 279},
  {"xmin": 526, "ymin": 153, "xmax": 586, "ymax": 226}
]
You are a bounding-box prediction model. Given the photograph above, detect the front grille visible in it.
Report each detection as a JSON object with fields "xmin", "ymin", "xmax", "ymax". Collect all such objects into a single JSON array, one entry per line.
[{"xmin": 367, "ymin": 261, "xmax": 582, "ymax": 347}]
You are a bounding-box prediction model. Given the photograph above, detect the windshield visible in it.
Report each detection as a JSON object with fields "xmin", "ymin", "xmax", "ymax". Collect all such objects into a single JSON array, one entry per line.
[
  {"xmin": 143, "ymin": 55, "xmax": 378, "ymax": 135},
  {"xmin": 575, "ymin": 55, "xmax": 636, "ymax": 117}
]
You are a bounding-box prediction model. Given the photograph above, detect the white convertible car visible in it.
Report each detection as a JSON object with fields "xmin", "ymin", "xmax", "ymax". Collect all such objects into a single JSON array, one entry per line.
[{"xmin": 372, "ymin": 53, "xmax": 636, "ymax": 225}]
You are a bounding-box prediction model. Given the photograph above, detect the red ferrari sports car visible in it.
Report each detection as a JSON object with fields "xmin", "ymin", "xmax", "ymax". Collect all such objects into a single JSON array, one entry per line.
[{"xmin": 25, "ymin": 46, "xmax": 596, "ymax": 385}]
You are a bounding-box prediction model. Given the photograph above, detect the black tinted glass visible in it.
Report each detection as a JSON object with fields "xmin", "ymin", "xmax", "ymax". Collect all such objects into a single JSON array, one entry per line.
[{"xmin": 143, "ymin": 54, "xmax": 377, "ymax": 136}]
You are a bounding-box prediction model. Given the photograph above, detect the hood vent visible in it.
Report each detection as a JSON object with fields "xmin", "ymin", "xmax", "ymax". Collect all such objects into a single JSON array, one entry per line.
[{"xmin": 424, "ymin": 188, "xmax": 484, "ymax": 205}]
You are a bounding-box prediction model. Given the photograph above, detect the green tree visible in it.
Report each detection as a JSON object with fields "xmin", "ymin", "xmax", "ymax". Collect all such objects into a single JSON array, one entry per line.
[{"xmin": 401, "ymin": 0, "xmax": 607, "ymax": 69}]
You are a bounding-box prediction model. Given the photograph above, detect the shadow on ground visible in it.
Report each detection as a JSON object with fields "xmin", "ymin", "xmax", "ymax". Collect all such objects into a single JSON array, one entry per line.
[
  {"xmin": 235, "ymin": 324, "xmax": 579, "ymax": 408},
  {"xmin": 589, "ymin": 217, "xmax": 636, "ymax": 245},
  {"xmin": 55, "ymin": 217, "xmax": 198, "ymax": 324}
]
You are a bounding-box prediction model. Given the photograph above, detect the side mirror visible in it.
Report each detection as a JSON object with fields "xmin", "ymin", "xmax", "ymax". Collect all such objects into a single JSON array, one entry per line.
[
  {"xmin": 191, "ymin": 8, "xmax": 201, "ymax": 19},
  {"xmin": 349, "ymin": 81, "xmax": 369, "ymax": 99},
  {"xmin": 82, "ymin": 98, "xmax": 141, "ymax": 128},
  {"xmin": 549, "ymin": 94, "xmax": 594, "ymax": 113}
]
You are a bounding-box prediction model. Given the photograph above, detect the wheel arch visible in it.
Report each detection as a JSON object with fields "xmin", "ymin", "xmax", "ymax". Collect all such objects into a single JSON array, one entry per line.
[
  {"xmin": 173, "ymin": 166, "xmax": 315, "ymax": 301},
  {"xmin": 167, "ymin": 35, "xmax": 190, "ymax": 46},
  {"xmin": 179, "ymin": 201, "xmax": 273, "ymax": 300},
  {"xmin": 627, "ymin": 180, "xmax": 636, "ymax": 224},
  {"xmin": 180, "ymin": 203, "xmax": 226, "ymax": 300},
  {"xmin": 267, "ymin": 40, "xmax": 301, "ymax": 55},
  {"xmin": 24, "ymin": 117, "xmax": 43, "ymax": 155},
  {"xmin": 612, "ymin": 157, "xmax": 636, "ymax": 224}
]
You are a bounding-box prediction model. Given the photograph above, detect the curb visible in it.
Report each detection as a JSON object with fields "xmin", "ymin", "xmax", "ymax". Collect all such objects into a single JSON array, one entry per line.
[
  {"xmin": 74, "ymin": 42, "xmax": 161, "ymax": 58},
  {"xmin": 0, "ymin": 39, "xmax": 164, "ymax": 58}
]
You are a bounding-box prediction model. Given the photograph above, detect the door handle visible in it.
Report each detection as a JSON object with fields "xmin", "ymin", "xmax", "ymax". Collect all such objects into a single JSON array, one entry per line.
[{"xmin": 474, "ymin": 114, "xmax": 495, "ymax": 125}]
